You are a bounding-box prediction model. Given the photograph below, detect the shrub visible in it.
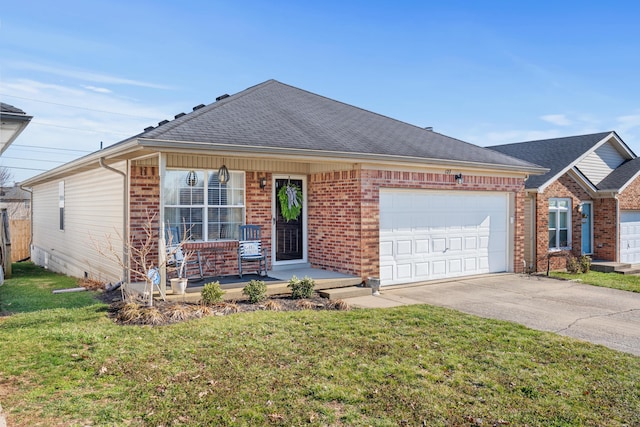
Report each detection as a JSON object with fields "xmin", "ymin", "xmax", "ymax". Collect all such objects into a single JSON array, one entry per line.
[
  {"xmin": 264, "ymin": 299, "xmax": 282, "ymax": 311},
  {"xmin": 201, "ymin": 281, "xmax": 225, "ymax": 305},
  {"xmin": 288, "ymin": 275, "xmax": 315, "ymax": 299},
  {"xmin": 566, "ymin": 254, "xmax": 581, "ymax": 274},
  {"xmin": 243, "ymin": 280, "xmax": 267, "ymax": 303},
  {"xmin": 579, "ymin": 255, "xmax": 591, "ymax": 273}
]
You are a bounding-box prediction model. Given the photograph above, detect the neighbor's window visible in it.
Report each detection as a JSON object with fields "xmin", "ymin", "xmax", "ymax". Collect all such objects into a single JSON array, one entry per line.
[
  {"xmin": 164, "ymin": 170, "xmax": 245, "ymax": 241},
  {"xmin": 548, "ymin": 198, "xmax": 570, "ymax": 249},
  {"xmin": 58, "ymin": 181, "xmax": 65, "ymax": 231}
]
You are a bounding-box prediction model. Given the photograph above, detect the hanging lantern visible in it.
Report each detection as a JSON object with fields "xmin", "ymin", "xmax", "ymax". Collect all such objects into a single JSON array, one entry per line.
[
  {"xmin": 185, "ymin": 170, "xmax": 198, "ymax": 187},
  {"xmin": 218, "ymin": 164, "xmax": 230, "ymax": 184}
]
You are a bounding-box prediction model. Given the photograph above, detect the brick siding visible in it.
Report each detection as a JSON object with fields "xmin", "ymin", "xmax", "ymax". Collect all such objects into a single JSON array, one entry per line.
[
  {"xmin": 533, "ymin": 173, "xmax": 618, "ymax": 272},
  {"xmin": 129, "ymin": 164, "xmax": 527, "ymax": 281}
]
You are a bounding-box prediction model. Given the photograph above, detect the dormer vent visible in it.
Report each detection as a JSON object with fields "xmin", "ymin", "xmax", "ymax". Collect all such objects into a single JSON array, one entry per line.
[
  {"xmin": 193, "ymin": 104, "xmax": 205, "ymax": 111},
  {"xmin": 158, "ymin": 120, "xmax": 169, "ymax": 126},
  {"xmin": 174, "ymin": 112, "xmax": 186, "ymax": 119},
  {"xmin": 144, "ymin": 126, "xmax": 155, "ymax": 132},
  {"xmin": 216, "ymin": 94, "xmax": 230, "ymax": 101}
]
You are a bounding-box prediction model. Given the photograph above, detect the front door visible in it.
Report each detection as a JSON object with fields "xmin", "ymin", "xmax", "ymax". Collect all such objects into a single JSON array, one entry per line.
[
  {"xmin": 581, "ymin": 202, "xmax": 592, "ymax": 255},
  {"xmin": 273, "ymin": 177, "xmax": 307, "ymax": 264}
]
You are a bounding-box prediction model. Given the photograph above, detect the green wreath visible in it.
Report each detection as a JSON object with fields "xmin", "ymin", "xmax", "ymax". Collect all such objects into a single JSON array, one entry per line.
[{"xmin": 278, "ymin": 183, "xmax": 303, "ymax": 221}]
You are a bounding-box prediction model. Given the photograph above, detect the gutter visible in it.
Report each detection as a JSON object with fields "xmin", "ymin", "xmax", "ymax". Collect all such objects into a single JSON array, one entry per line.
[{"xmin": 98, "ymin": 158, "xmax": 129, "ymax": 283}]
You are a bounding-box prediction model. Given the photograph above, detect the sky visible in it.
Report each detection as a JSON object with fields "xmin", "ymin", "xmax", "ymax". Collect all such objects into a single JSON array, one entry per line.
[{"xmin": 2, "ymin": 0, "xmax": 640, "ymax": 184}]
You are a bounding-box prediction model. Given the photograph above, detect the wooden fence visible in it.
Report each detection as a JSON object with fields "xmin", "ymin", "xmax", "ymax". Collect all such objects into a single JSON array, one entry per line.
[{"xmin": 10, "ymin": 219, "xmax": 30, "ymax": 262}]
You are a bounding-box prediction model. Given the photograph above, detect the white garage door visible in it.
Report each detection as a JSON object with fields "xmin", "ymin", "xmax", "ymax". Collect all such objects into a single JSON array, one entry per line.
[
  {"xmin": 379, "ymin": 190, "xmax": 509, "ymax": 286},
  {"xmin": 620, "ymin": 211, "xmax": 640, "ymax": 264}
]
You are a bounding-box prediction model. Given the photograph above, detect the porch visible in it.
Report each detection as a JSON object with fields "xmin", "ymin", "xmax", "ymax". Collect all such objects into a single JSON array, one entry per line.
[{"xmin": 142, "ymin": 266, "xmax": 367, "ymax": 303}]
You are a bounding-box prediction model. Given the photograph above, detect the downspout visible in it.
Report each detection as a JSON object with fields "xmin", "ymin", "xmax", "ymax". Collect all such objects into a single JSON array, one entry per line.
[
  {"xmin": 99, "ymin": 158, "xmax": 129, "ymax": 283},
  {"xmin": 615, "ymin": 193, "xmax": 620, "ymax": 262}
]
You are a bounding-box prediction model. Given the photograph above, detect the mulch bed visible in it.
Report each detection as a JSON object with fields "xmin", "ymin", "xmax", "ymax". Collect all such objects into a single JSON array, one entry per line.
[{"xmin": 100, "ymin": 288, "xmax": 350, "ymax": 326}]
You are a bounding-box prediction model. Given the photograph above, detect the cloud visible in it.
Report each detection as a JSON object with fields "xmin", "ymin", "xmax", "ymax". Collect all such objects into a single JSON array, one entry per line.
[
  {"xmin": 83, "ymin": 85, "xmax": 112, "ymax": 94},
  {"xmin": 540, "ymin": 114, "xmax": 572, "ymax": 126},
  {"xmin": 0, "ymin": 77, "xmax": 186, "ymax": 184},
  {"xmin": 6, "ymin": 60, "xmax": 174, "ymax": 90}
]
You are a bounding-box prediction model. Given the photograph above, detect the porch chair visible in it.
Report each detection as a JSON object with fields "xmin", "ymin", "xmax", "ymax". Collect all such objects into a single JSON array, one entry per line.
[
  {"xmin": 238, "ymin": 225, "xmax": 267, "ymax": 278},
  {"xmin": 165, "ymin": 226, "xmax": 204, "ymax": 280}
]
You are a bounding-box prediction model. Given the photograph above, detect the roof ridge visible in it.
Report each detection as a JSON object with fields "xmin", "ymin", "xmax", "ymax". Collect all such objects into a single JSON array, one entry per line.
[{"xmin": 488, "ymin": 131, "xmax": 613, "ymax": 148}]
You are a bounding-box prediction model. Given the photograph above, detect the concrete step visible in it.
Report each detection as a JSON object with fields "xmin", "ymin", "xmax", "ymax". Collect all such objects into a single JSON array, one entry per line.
[
  {"xmin": 317, "ymin": 286, "xmax": 372, "ymax": 300},
  {"xmin": 591, "ymin": 262, "xmax": 632, "ymax": 273},
  {"xmin": 614, "ymin": 267, "xmax": 640, "ymax": 275}
]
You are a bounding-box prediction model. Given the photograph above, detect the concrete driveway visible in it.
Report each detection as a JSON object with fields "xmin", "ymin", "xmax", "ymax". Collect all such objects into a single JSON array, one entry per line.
[{"xmin": 345, "ymin": 273, "xmax": 640, "ymax": 356}]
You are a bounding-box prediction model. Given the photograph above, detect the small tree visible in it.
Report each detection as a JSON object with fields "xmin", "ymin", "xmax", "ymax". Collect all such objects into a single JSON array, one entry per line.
[{"xmin": 93, "ymin": 211, "xmax": 191, "ymax": 306}]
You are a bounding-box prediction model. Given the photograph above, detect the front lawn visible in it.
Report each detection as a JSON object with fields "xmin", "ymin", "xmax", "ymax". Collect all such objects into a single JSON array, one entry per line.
[
  {"xmin": 1, "ymin": 263, "xmax": 639, "ymax": 426},
  {"xmin": 551, "ymin": 270, "xmax": 640, "ymax": 293}
]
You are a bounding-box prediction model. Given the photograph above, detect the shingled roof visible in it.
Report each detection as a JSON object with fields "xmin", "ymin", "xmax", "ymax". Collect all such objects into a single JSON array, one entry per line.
[
  {"xmin": 136, "ymin": 80, "xmax": 542, "ymax": 171},
  {"xmin": 488, "ymin": 132, "xmax": 619, "ymax": 189},
  {"xmin": 0, "ymin": 103, "xmax": 27, "ymax": 115}
]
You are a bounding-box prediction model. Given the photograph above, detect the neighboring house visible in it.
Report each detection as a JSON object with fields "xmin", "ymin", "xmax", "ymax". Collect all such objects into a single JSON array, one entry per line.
[
  {"xmin": 21, "ymin": 80, "xmax": 544, "ymax": 287},
  {"xmin": 489, "ymin": 131, "xmax": 640, "ymax": 272},
  {"xmin": 0, "ymin": 185, "xmax": 31, "ymax": 262},
  {"xmin": 0, "ymin": 102, "xmax": 32, "ymax": 156},
  {"xmin": 0, "ymin": 185, "xmax": 31, "ymax": 220}
]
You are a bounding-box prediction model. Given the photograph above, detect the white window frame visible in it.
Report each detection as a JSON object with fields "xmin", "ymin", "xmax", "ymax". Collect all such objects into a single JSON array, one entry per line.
[
  {"xmin": 548, "ymin": 198, "xmax": 571, "ymax": 250},
  {"xmin": 163, "ymin": 169, "xmax": 245, "ymax": 241}
]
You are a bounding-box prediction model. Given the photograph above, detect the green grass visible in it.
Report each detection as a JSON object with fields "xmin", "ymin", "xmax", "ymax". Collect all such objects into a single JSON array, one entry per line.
[
  {"xmin": 1, "ymin": 263, "xmax": 639, "ymax": 426},
  {"xmin": 551, "ymin": 270, "xmax": 640, "ymax": 293},
  {"xmin": 0, "ymin": 262, "xmax": 100, "ymax": 314}
]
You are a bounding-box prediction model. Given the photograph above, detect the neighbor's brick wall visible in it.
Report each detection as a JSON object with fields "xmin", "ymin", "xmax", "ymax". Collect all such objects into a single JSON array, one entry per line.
[
  {"xmin": 308, "ymin": 168, "xmax": 526, "ymax": 280},
  {"xmin": 533, "ymin": 174, "xmax": 617, "ymax": 272},
  {"xmin": 618, "ymin": 175, "xmax": 640, "ymax": 210},
  {"xmin": 593, "ymin": 198, "xmax": 616, "ymax": 261}
]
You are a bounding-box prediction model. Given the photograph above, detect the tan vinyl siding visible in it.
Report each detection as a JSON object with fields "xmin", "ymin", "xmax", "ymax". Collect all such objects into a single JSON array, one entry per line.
[
  {"xmin": 32, "ymin": 162, "xmax": 125, "ymax": 282},
  {"xmin": 577, "ymin": 142, "xmax": 626, "ymax": 185}
]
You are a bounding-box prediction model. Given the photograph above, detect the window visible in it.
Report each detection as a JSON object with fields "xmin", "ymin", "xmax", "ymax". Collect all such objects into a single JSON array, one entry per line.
[
  {"xmin": 164, "ymin": 170, "xmax": 245, "ymax": 241},
  {"xmin": 59, "ymin": 181, "xmax": 65, "ymax": 231},
  {"xmin": 549, "ymin": 198, "xmax": 570, "ymax": 249}
]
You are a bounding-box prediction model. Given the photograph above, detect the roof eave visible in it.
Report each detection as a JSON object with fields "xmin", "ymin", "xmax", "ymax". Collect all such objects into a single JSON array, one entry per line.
[
  {"xmin": 138, "ymin": 138, "xmax": 548, "ymax": 175},
  {"xmin": 20, "ymin": 139, "xmax": 142, "ymax": 187}
]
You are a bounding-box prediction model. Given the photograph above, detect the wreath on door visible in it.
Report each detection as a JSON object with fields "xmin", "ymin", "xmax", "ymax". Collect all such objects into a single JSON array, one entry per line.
[{"xmin": 278, "ymin": 181, "xmax": 303, "ymax": 221}]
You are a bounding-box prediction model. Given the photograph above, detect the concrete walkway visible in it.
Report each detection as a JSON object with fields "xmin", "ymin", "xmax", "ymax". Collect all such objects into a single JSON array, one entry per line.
[{"xmin": 344, "ymin": 273, "xmax": 640, "ymax": 356}]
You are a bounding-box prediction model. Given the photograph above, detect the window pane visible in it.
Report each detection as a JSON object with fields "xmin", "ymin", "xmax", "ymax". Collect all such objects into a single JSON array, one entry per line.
[
  {"xmin": 165, "ymin": 170, "xmax": 204, "ymax": 205},
  {"xmin": 164, "ymin": 207, "xmax": 203, "ymax": 241},
  {"xmin": 549, "ymin": 211, "xmax": 557, "ymax": 229},
  {"xmin": 559, "ymin": 211, "xmax": 567, "ymax": 228},
  {"xmin": 208, "ymin": 207, "xmax": 243, "ymax": 240},
  {"xmin": 549, "ymin": 230, "xmax": 557, "ymax": 248},
  {"xmin": 549, "ymin": 199, "xmax": 557, "ymax": 208},
  {"xmin": 559, "ymin": 230, "xmax": 568, "ymax": 247},
  {"xmin": 558, "ymin": 200, "xmax": 569, "ymax": 209}
]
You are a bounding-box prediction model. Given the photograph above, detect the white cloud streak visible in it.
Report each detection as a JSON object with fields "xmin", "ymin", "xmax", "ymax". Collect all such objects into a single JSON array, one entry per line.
[{"xmin": 540, "ymin": 114, "xmax": 572, "ymax": 126}]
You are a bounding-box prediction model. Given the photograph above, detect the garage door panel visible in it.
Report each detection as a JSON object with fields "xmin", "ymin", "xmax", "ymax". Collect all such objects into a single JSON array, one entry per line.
[
  {"xmin": 397, "ymin": 263, "xmax": 412, "ymax": 279},
  {"xmin": 415, "ymin": 262, "xmax": 429, "ymax": 277},
  {"xmin": 415, "ymin": 239, "xmax": 429, "ymax": 254},
  {"xmin": 621, "ymin": 211, "xmax": 640, "ymax": 264},
  {"xmin": 464, "ymin": 258, "xmax": 477, "ymax": 271},
  {"xmin": 380, "ymin": 191, "xmax": 509, "ymax": 285},
  {"xmin": 396, "ymin": 240, "xmax": 412, "ymax": 255},
  {"xmin": 449, "ymin": 237, "xmax": 462, "ymax": 251},
  {"xmin": 464, "ymin": 236, "xmax": 477, "ymax": 250},
  {"xmin": 432, "ymin": 238, "xmax": 447, "ymax": 252},
  {"xmin": 449, "ymin": 258, "xmax": 462, "ymax": 273}
]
